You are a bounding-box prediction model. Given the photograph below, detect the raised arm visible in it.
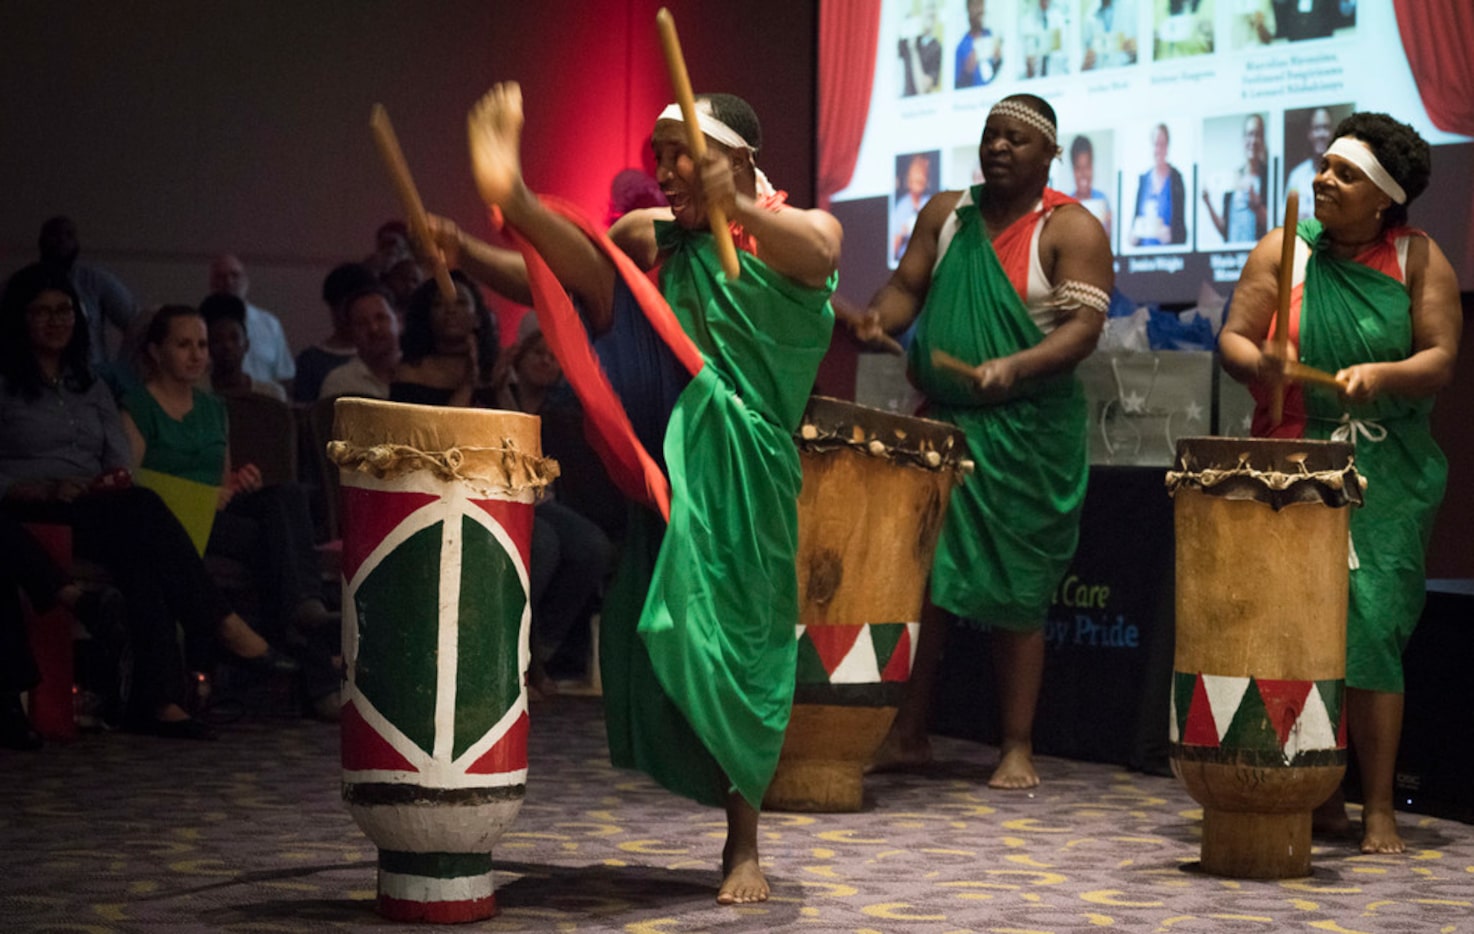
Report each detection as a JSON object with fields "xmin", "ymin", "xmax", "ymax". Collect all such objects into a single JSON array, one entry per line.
[{"xmin": 427, "ymin": 214, "xmax": 533, "ymax": 306}]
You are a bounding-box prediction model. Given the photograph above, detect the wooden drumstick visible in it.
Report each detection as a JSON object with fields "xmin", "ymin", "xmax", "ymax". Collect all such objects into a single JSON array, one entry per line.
[
  {"xmin": 931, "ymin": 349, "xmax": 980, "ymax": 383},
  {"xmin": 656, "ymin": 7, "xmax": 741, "ymax": 281},
  {"xmin": 369, "ymin": 103, "xmax": 458, "ymax": 305},
  {"xmin": 1284, "ymin": 359, "xmax": 1342, "ymax": 391},
  {"xmin": 1269, "ymin": 190, "xmax": 1298, "ymax": 428}
]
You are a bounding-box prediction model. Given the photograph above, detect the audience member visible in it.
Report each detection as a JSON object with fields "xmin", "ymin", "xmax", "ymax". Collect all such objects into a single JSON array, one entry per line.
[
  {"xmin": 390, "ymin": 271, "xmax": 498, "ymax": 407},
  {"xmin": 200, "ymin": 294, "xmax": 286, "ymax": 401},
  {"xmin": 319, "ymin": 285, "xmax": 400, "ymax": 400},
  {"xmin": 381, "ymin": 256, "xmax": 424, "ymax": 321},
  {"xmin": 0, "ymin": 264, "xmax": 296, "ymax": 741},
  {"xmin": 207, "ymin": 254, "xmax": 295, "ymax": 390},
  {"xmin": 364, "ymin": 220, "xmax": 412, "ymax": 277},
  {"xmin": 606, "ymin": 168, "xmax": 668, "ymax": 228},
  {"xmin": 1, "ymin": 513, "xmax": 82, "ymax": 750},
  {"xmin": 33, "ymin": 215, "xmax": 139, "ymax": 370},
  {"xmin": 293, "ymin": 262, "xmax": 376, "ymax": 403},
  {"xmin": 121, "ymin": 304, "xmax": 339, "ymax": 718}
]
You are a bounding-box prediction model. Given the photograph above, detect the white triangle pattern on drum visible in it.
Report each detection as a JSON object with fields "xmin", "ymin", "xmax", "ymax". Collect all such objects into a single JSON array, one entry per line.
[
  {"xmin": 1203, "ymin": 675, "xmax": 1252, "ymax": 745},
  {"xmin": 830, "ymin": 625, "xmax": 882, "ymax": 684},
  {"xmin": 1285, "ymin": 681, "xmax": 1338, "ymax": 760}
]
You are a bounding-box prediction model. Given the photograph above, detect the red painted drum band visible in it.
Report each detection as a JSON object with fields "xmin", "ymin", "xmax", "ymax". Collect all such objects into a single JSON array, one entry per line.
[
  {"xmin": 766, "ymin": 398, "xmax": 969, "ymax": 813},
  {"xmin": 332, "ymin": 398, "xmax": 550, "ymax": 923},
  {"xmin": 1169, "ymin": 435, "xmax": 1360, "ymax": 880}
]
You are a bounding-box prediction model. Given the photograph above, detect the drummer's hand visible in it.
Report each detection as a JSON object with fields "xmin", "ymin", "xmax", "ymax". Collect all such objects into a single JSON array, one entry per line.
[
  {"xmin": 1335, "ymin": 363, "xmax": 1382, "ymax": 404},
  {"xmin": 427, "ymin": 214, "xmax": 463, "ymax": 269},
  {"xmin": 973, "ymin": 357, "xmax": 1018, "ymax": 403},
  {"xmin": 1258, "ymin": 340, "xmax": 1297, "ymax": 385},
  {"xmin": 697, "ymin": 149, "xmax": 738, "ymax": 219}
]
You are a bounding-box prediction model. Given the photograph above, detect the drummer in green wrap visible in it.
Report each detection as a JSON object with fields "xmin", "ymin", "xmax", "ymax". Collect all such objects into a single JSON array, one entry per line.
[
  {"xmin": 853, "ymin": 94, "xmax": 1113, "ymax": 789},
  {"xmin": 1220, "ymin": 112, "xmax": 1461, "ymax": 854},
  {"xmin": 461, "ymin": 82, "xmax": 840, "ymax": 904}
]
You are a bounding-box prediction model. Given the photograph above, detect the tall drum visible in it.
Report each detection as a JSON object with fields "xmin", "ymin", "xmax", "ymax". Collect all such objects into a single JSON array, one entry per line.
[
  {"xmin": 764, "ymin": 396, "xmax": 972, "ymax": 812},
  {"xmin": 1167, "ymin": 436, "xmax": 1363, "ymax": 879},
  {"xmin": 329, "ymin": 398, "xmax": 557, "ymax": 922}
]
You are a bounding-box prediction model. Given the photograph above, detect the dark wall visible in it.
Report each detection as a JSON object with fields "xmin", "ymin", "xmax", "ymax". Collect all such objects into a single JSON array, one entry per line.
[{"xmin": 0, "ymin": 0, "xmax": 816, "ymax": 348}]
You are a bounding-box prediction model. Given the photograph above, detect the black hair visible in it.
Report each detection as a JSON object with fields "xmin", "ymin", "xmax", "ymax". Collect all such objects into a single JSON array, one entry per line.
[
  {"xmin": 1070, "ymin": 135, "xmax": 1094, "ymax": 162},
  {"xmin": 0, "ymin": 262, "xmax": 94, "ymax": 400},
  {"xmin": 200, "ymin": 292, "xmax": 247, "ymax": 330},
  {"xmin": 321, "ymin": 262, "xmax": 379, "ymax": 310},
  {"xmin": 694, "ymin": 93, "xmax": 762, "ymax": 157},
  {"xmin": 399, "ymin": 270, "xmax": 497, "ymax": 372},
  {"xmin": 1333, "ymin": 112, "xmax": 1430, "ymax": 228}
]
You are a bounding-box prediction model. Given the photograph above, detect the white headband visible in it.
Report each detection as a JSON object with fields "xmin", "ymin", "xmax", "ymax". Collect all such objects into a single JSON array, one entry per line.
[
  {"xmin": 654, "ymin": 101, "xmax": 776, "ymax": 198},
  {"xmin": 655, "ymin": 102, "xmax": 753, "ymax": 152},
  {"xmin": 988, "ymin": 100, "xmax": 1057, "ymax": 149},
  {"xmin": 1326, "ymin": 137, "xmax": 1407, "ymax": 205}
]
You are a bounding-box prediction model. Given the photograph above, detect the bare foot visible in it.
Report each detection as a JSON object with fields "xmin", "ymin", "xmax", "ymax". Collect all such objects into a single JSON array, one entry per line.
[
  {"xmin": 988, "ymin": 743, "xmax": 1039, "ymax": 790},
  {"xmin": 467, "ymin": 82, "xmax": 525, "ymax": 209},
  {"xmin": 866, "ymin": 731, "xmax": 933, "ymax": 774},
  {"xmin": 1360, "ymin": 807, "xmax": 1405, "ymax": 854},
  {"xmin": 717, "ymin": 847, "xmax": 769, "ymax": 905}
]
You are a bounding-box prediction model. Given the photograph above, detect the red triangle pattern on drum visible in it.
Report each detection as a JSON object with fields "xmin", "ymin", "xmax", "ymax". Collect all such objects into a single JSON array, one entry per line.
[
  {"xmin": 340, "ymin": 488, "xmax": 439, "ymax": 582},
  {"xmin": 466, "ymin": 709, "xmax": 530, "ymax": 774},
  {"xmin": 470, "ymin": 499, "xmax": 534, "ymax": 575},
  {"xmin": 880, "ymin": 627, "xmax": 913, "ymax": 682},
  {"xmin": 1255, "ymin": 679, "xmax": 1314, "ymax": 747},
  {"xmin": 341, "ymin": 698, "xmax": 418, "ymax": 773},
  {"xmin": 805, "ymin": 625, "xmax": 863, "ymax": 678},
  {"xmin": 1181, "ymin": 674, "xmax": 1221, "ymax": 746}
]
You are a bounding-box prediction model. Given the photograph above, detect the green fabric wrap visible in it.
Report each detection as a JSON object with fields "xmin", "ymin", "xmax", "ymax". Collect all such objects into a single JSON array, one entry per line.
[
  {"xmin": 907, "ymin": 191, "xmax": 1088, "ymax": 630},
  {"xmin": 1295, "ymin": 220, "xmax": 1446, "ymax": 693},
  {"xmin": 601, "ymin": 222, "xmax": 835, "ymax": 808}
]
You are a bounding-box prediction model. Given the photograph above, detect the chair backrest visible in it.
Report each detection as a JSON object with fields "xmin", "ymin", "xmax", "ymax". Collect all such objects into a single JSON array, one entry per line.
[
  {"xmin": 307, "ymin": 395, "xmax": 344, "ymax": 541},
  {"xmin": 225, "ymin": 393, "xmax": 298, "ymax": 488}
]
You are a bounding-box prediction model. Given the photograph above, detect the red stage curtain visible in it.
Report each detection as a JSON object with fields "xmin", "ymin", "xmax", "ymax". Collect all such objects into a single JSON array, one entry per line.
[
  {"xmin": 816, "ymin": 0, "xmax": 882, "ymax": 209},
  {"xmin": 1392, "ymin": 0, "xmax": 1474, "ymax": 271}
]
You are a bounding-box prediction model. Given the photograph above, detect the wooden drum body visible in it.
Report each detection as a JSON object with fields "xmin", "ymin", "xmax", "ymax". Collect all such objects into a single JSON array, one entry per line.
[
  {"xmin": 1168, "ymin": 436, "xmax": 1362, "ymax": 879},
  {"xmin": 764, "ymin": 396, "xmax": 971, "ymax": 812},
  {"xmin": 330, "ymin": 399, "xmax": 556, "ymax": 922}
]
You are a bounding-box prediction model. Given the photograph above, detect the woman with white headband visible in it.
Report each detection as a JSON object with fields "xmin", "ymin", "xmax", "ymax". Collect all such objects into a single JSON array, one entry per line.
[
  {"xmin": 854, "ymin": 93, "xmax": 1114, "ymax": 792},
  {"xmin": 1220, "ymin": 112, "xmax": 1461, "ymax": 855},
  {"xmin": 459, "ymin": 82, "xmax": 841, "ymax": 906}
]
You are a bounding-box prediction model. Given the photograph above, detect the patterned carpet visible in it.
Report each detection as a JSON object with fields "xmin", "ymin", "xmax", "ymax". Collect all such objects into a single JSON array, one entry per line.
[{"xmin": 3, "ymin": 694, "xmax": 1472, "ymax": 933}]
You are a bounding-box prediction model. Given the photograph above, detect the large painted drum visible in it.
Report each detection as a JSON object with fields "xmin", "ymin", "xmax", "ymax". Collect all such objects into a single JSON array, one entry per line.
[
  {"xmin": 329, "ymin": 398, "xmax": 557, "ymax": 922},
  {"xmin": 1167, "ymin": 436, "xmax": 1363, "ymax": 879},
  {"xmin": 764, "ymin": 396, "xmax": 972, "ymax": 812}
]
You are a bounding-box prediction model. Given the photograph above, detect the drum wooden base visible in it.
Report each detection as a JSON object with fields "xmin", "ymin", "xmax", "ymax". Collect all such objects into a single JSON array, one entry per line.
[
  {"xmin": 376, "ymin": 851, "xmax": 497, "ymax": 923},
  {"xmin": 764, "ymin": 704, "xmax": 897, "ymax": 812},
  {"xmin": 1201, "ymin": 809, "xmax": 1313, "ymax": 879}
]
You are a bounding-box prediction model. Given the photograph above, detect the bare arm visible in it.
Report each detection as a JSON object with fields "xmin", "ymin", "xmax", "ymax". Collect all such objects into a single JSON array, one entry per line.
[
  {"xmin": 1339, "ymin": 235, "xmax": 1462, "ymax": 402},
  {"xmin": 852, "ymin": 190, "xmax": 959, "ymax": 344},
  {"xmin": 607, "ymin": 207, "xmax": 672, "ymax": 272},
  {"xmin": 427, "ymin": 214, "xmax": 533, "ymax": 306},
  {"xmin": 1219, "ymin": 227, "xmax": 1288, "ymax": 386},
  {"xmin": 735, "ymin": 201, "xmax": 842, "ymax": 290}
]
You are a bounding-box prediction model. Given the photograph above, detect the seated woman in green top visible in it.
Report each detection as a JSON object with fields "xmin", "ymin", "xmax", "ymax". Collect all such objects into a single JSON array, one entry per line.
[{"xmin": 121, "ymin": 305, "xmax": 339, "ymax": 714}]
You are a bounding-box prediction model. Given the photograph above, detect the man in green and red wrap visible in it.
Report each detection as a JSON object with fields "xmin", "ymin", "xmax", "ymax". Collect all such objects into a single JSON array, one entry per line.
[
  {"xmin": 853, "ymin": 93, "xmax": 1114, "ymax": 790},
  {"xmin": 462, "ymin": 82, "xmax": 840, "ymax": 905}
]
